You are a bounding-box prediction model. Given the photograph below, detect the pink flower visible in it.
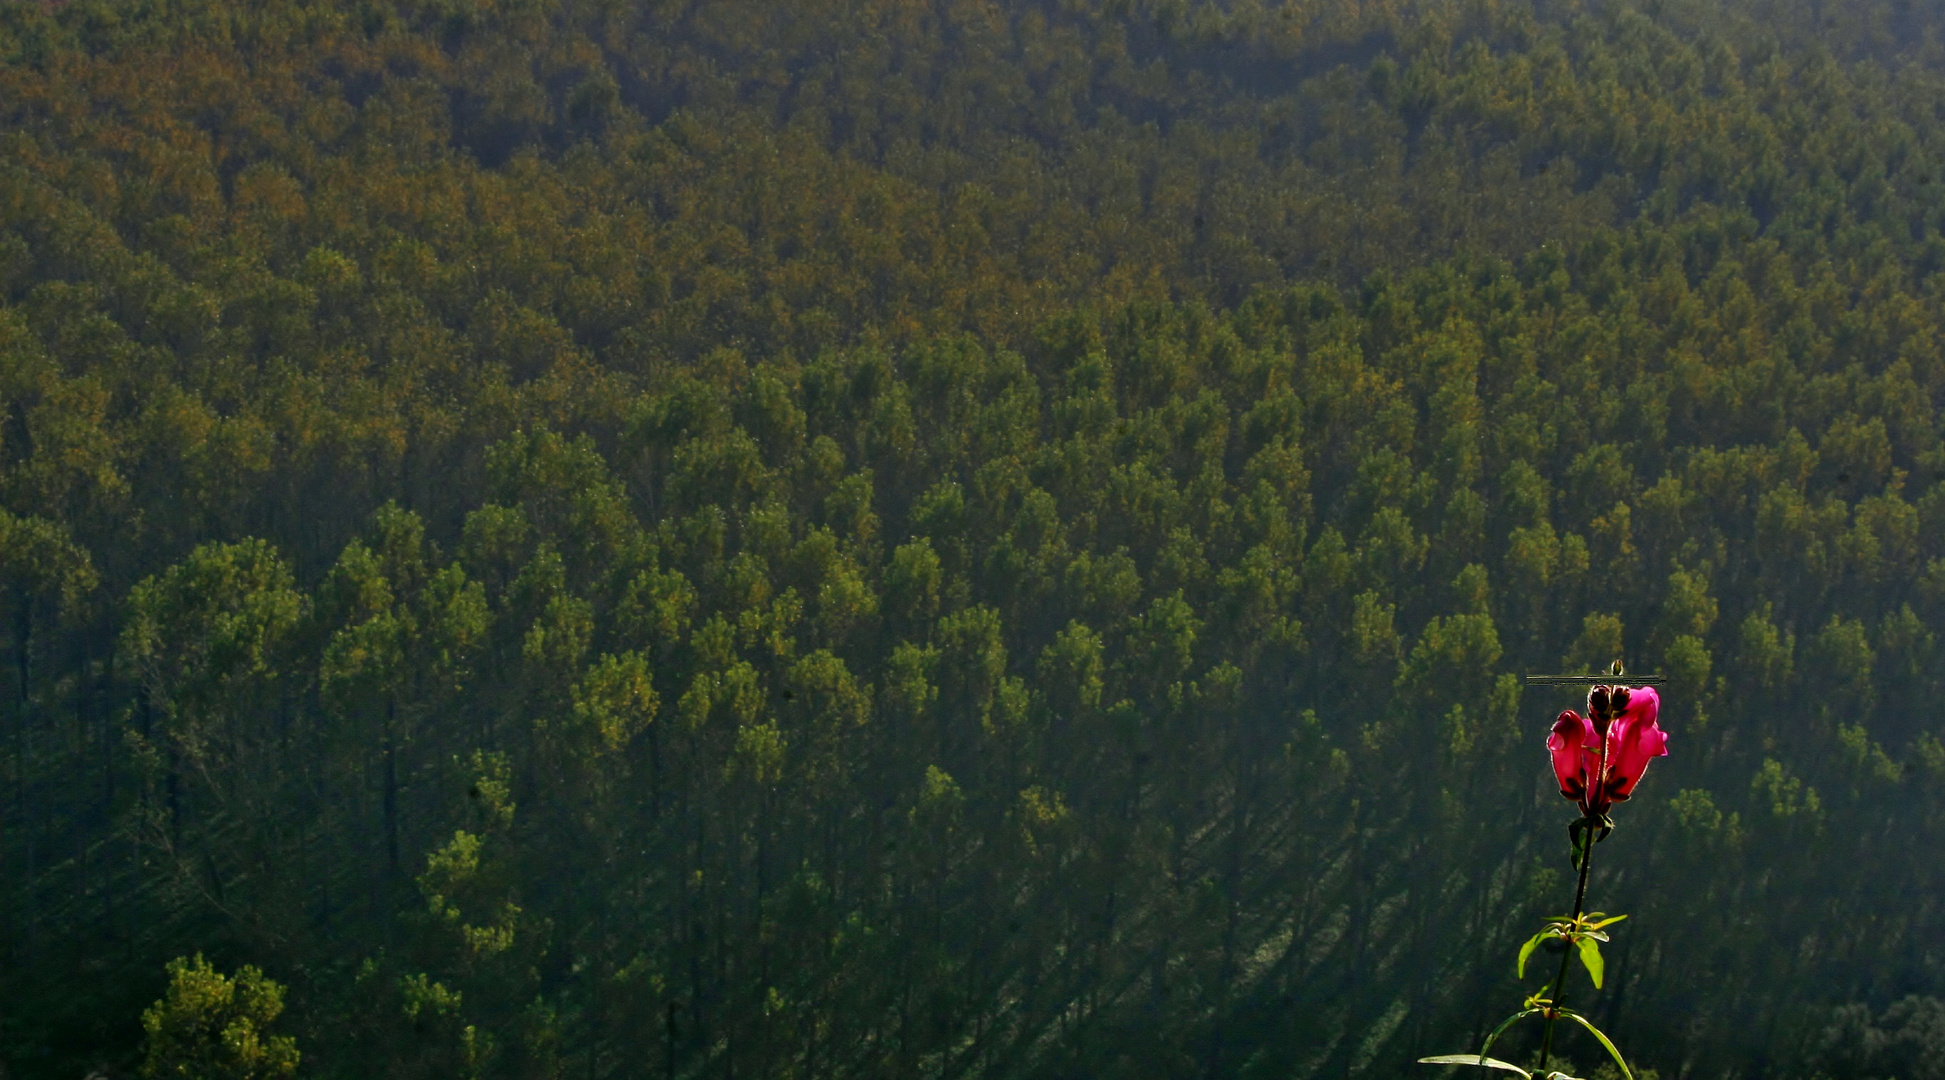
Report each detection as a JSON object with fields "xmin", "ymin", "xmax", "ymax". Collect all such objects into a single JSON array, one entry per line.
[{"xmin": 1547, "ymin": 686, "xmax": 1668, "ymax": 817}]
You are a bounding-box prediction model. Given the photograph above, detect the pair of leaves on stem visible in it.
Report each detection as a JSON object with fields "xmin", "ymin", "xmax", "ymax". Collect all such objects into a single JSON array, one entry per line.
[
  {"xmin": 1419, "ymin": 911, "xmax": 1636, "ymax": 1080},
  {"xmin": 1418, "ymin": 1004, "xmax": 1632, "ymax": 1080},
  {"xmin": 1517, "ymin": 913, "xmax": 1627, "ymax": 988},
  {"xmin": 1568, "ymin": 815, "xmax": 1613, "ymax": 868}
]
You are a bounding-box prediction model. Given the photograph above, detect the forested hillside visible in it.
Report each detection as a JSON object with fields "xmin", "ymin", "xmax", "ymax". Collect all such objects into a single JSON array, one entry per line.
[{"xmin": 2, "ymin": 0, "xmax": 1944, "ymax": 1076}]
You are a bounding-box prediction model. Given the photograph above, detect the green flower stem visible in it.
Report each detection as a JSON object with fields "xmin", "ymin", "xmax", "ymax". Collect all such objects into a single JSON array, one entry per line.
[
  {"xmin": 1535, "ymin": 826, "xmax": 1594, "ymax": 1073},
  {"xmin": 1537, "ymin": 729, "xmax": 1611, "ymax": 1075}
]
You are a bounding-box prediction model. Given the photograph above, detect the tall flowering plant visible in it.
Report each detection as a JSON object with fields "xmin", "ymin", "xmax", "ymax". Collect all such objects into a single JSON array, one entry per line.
[{"xmin": 1420, "ymin": 664, "xmax": 1670, "ymax": 1080}]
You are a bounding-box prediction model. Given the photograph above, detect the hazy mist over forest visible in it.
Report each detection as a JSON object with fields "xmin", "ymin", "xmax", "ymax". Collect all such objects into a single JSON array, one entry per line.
[{"xmin": 2, "ymin": 0, "xmax": 1945, "ymax": 1076}]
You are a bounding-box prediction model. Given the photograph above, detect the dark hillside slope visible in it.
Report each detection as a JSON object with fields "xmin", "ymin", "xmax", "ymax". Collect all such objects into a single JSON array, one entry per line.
[{"xmin": 0, "ymin": 1, "xmax": 1942, "ymax": 1078}]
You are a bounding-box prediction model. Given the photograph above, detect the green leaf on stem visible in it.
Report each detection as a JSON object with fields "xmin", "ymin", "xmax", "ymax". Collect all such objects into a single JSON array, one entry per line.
[
  {"xmin": 1517, "ymin": 932, "xmax": 1548, "ymax": 978},
  {"xmin": 1560, "ymin": 1010, "xmax": 1634, "ymax": 1080},
  {"xmin": 1576, "ymin": 936, "xmax": 1604, "ymax": 988},
  {"xmin": 1478, "ymin": 1008, "xmax": 1540, "ymax": 1061},
  {"xmin": 1585, "ymin": 914, "xmax": 1628, "ymax": 931},
  {"xmin": 1417, "ymin": 1055, "xmax": 1531, "ymax": 1077}
]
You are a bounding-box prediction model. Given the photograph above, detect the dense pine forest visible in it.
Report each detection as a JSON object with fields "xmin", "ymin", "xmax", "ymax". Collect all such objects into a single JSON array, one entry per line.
[{"xmin": 2, "ymin": 0, "xmax": 1945, "ymax": 1076}]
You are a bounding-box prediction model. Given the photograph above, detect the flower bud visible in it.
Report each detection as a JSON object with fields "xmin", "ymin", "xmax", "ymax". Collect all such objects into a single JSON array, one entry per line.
[{"xmin": 1586, "ymin": 685, "xmax": 1612, "ymax": 720}]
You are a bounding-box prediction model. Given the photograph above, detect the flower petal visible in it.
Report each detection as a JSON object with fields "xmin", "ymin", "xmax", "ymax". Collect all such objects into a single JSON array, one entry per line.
[
  {"xmin": 1604, "ymin": 686, "xmax": 1668, "ymax": 801},
  {"xmin": 1548, "ymin": 710, "xmax": 1594, "ymax": 802}
]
